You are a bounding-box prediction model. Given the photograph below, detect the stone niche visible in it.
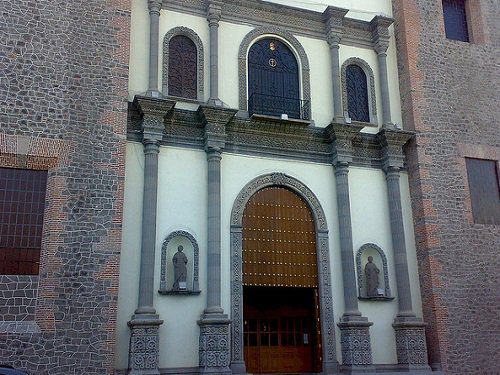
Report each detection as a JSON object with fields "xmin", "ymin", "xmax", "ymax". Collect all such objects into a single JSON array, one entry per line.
[
  {"xmin": 159, "ymin": 230, "xmax": 201, "ymax": 295},
  {"xmin": 356, "ymin": 243, "xmax": 393, "ymax": 300}
]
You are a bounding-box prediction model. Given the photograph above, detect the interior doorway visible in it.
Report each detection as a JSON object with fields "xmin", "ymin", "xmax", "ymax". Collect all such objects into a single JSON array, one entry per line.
[{"xmin": 243, "ymin": 286, "xmax": 321, "ymax": 373}]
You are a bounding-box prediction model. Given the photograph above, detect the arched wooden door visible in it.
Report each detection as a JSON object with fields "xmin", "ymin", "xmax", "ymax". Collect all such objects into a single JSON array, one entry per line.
[
  {"xmin": 248, "ymin": 38, "xmax": 300, "ymax": 118},
  {"xmin": 242, "ymin": 187, "xmax": 322, "ymax": 373}
]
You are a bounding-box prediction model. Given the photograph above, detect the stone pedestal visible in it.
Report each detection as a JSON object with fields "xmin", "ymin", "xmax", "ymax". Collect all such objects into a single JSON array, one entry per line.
[
  {"xmin": 338, "ymin": 317, "xmax": 374, "ymax": 373},
  {"xmin": 127, "ymin": 316, "xmax": 163, "ymax": 375},
  {"xmin": 393, "ymin": 317, "xmax": 431, "ymax": 372},
  {"xmin": 198, "ymin": 313, "xmax": 232, "ymax": 374}
]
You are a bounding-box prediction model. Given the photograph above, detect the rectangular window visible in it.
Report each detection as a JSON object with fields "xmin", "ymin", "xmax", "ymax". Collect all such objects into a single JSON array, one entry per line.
[
  {"xmin": 443, "ymin": 0, "xmax": 469, "ymax": 42},
  {"xmin": 0, "ymin": 168, "xmax": 47, "ymax": 275},
  {"xmin": 465, "ymin": 158, "xmax": 500, "ymax": 225}
]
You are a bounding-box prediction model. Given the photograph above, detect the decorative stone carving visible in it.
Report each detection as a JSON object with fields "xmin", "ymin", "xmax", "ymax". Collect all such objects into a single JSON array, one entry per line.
[
  {"xmin": 327, "ymin": 122, "xmax": 364, "ymax": 165},
  {"xmin": 230, "ymin": 173, "xmax": 338, "ymax": 372},
  {"xmin": 127, "ymin": 319, "xmax": 163, "ymax": 374},
  {"xmin": 163, "ymin": 27, "xmax": 205, "ymax": 101},
  {"xmin": 159, "ymin": 230, "xmax": 200, "ymax": 295},
  {"xmin": 393, "ymin": 323, "xmax": 430, "ymax": 369},
  {"xmin": 339, "ymin": 326, "xmax": 372, "ymax": 366},
  {"xmin": 370, "ymin": 16, "xmax": 393, "ymax": 55},
  {"xmin": 237, "ymin": 26, "xmax": 311, "ymax": 118},
  {"xmin": 356, "ymin": 243, "xmax": 393, "ymax": 299},
  {"xmin": 377, "ymin": 128, "xmax": 414, "ymax": 171}
]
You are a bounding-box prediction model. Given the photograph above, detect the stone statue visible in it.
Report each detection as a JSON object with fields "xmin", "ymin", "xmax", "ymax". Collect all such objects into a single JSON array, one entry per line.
[
  {"xmin": 172, "ymin": 245, "xmax": 188, "ymax": 290},
  {"xmin": 365, "ymin": 256, "xmax": 380, "ymax": 297}
]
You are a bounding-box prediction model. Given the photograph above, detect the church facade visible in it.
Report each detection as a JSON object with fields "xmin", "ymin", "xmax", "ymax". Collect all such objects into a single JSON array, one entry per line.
[{"xmin": 0, "ymin": 0, "xmax": 498, "ymax": 374}]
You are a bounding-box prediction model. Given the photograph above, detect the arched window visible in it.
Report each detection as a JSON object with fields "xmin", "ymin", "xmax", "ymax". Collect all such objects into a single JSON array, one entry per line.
[
  {"xmin": 341, "ymin": 58, "xmax": 377, "ymax": 124},
  {"xmin": 248, "ymin": 38, "xmax": 301, "ymax": 119},
  {"xmin": 163, "ymin": 27, "xmax": 204, "ymax": 101},
  {"xmin": 346, "ymin": 64, "xmax": 369, "ymax": 122},
  {"xmin": 168, "ymin": 35, "xmax": 197, "ymax": 99}
]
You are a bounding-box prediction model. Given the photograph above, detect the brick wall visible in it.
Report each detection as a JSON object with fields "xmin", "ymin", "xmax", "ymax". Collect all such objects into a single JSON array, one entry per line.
[
  {"xmin": 0, "ymin": 0, "xmax": 130, "ymax": 373},
  {"xmin": 392, "ymin": 0, "xmax": 500, "ymax": 373}
]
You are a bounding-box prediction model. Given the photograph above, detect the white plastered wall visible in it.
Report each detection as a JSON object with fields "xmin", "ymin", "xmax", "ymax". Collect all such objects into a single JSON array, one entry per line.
[
  {"xmin": 117, "ymin": 144, "xmax": 424, "ymax": 368},
  {"xmin": 128, "ymin": 0, "xmax": 403, "ymax": 128}
]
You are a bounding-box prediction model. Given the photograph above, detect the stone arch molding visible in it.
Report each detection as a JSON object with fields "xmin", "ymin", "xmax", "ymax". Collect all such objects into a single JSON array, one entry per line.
[
  {"xmin": 229, "ymin": 173, "xmax": 337, "ymax": 372},
  {"xmin": 341, "ymin": 57, "xmax": 378, "ymax": 124},
  {"xmin": 355, "ymin": 242, "xmax": 391, "ymax": 298},
  {"xmin": 159, "ymin": 230, "xmax": 200, "ymax": 294},
  {"xmin": 238, "ymin": 26, "xmax": 311, "ymax": 116},
  {"xmin": 163, "ymin": 26, "xmax": 204, "ymax": 101}
]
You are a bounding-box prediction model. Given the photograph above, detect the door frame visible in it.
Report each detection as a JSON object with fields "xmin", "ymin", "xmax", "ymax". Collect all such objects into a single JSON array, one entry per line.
[{"xmin": 229, "ymin": 173, "xmax": 338, "ymax": 374}]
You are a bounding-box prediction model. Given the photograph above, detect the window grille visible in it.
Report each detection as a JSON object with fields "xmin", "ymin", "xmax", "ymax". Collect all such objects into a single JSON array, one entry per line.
[
  {"xmin": 168, "ymin": 35, "xmax": 197, "ymax": 99},
  {"xmin": 0, "ymin": 168, "xmax": 47, "ymax": 274},
  {"xmin": 346, "ymin": 64, "xmax": 370, "ymax": 122}
]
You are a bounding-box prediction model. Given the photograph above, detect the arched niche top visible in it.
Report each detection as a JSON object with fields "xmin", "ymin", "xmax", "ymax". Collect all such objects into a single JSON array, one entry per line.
[
  {"xmin": 341, "ymin": 57, "xmax": 378, "ymax": 124},
  {"xmin": 159, "ymin": 229, "xmax": 200, "ymax": 294},
  {"xmin": 230, "ymin": 172, "xmax": 327, "ymax": 232},
  {"xmin": 355, "ymin": 242, "xmax": 392, "ymax": 299},
  {"xmin": 238, "ymin": 26, "xmax": 311, "ymax": 113},
  {"xmin": 163, "ymin": 26, "xmax": 205, "ymax": 101}
]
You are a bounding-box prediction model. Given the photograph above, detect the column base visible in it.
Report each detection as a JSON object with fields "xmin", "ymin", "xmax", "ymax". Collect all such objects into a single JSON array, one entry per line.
[
  {"xmin": 392, "ymin": 316, "xmax": 431, "ymax": 371},
  {"xmin": 198, "ymin": 312, "xmax": 232, "ymax": 374},
  {"xmin": 127, "ymin": 314, "xmax": 164, "ymax": 375},
  {"xmin": 230, "ymin": 360, "xmax": 246, "ymax": 374},
  {"xmin": 337, "ymin": 315, "xmax": 374, "ymax": 371}
]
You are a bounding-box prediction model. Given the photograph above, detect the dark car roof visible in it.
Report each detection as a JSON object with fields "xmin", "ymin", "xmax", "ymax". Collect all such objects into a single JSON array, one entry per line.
[{"xmin": 0, "ymin": 365, "xmax": 29, "ymax": 375}]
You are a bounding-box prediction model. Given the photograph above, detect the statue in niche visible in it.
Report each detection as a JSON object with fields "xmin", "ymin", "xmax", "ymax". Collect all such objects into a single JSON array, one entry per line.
[
  {"xmin": 365, "ymin": 256, "xmax": 380, "ymax": 297},
  {"xmin": 172, "ymin": 245, "xmax": 188, "ymax": 290}
]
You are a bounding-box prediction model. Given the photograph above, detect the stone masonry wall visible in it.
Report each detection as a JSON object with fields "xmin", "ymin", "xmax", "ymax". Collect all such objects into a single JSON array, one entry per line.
[
  {"xmin": 0, "ymin": 0, "xmax": 130, "ymax": 373},
  {"xmin": 392, "ymin": 0, "xmax": 500, "ymax": 374}
]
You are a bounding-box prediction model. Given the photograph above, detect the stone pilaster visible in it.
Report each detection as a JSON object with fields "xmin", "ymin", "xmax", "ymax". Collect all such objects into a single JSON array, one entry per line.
[
  {"xmin": 128, "ymin": 96, "xmax": 175, "ymax": 375},
  {"xmin": 146, "ymin": 0, "xmax": 163, "ymax": 97},
  {"xmin": 324, "ymin": 6, "xmax": 349, "ymax": 123},
  {"xmin": 378, "ymin": 129, "xmax": 431, "ymax": 372},
  {"xmin": 206, "ymin": 0, "xmax": 223, "ymax": 106},
  {"xmin": 328, "ymin": 123, "xmax": 374, "ymax": 372},
  {"xmin": 371, "ymin": 16, "xmax": 394, "ymax": 127},
  {"xmin": 197, "ymin": 105, "xmax": 237, "ymax": 374}
]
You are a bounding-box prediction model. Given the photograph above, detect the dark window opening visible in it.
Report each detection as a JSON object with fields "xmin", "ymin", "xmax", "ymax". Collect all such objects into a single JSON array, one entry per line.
[
  {"xmin": 0, "ymin": 168, "xmax": 47, "ymax": 275},
  {"xmin": 443, "ymin": 0, "xmax": 469, "ymax": 42},
  {"xmin": 168, "ymin": 35, "xmax": 197, "ymax": 99},
  {"xmin": 346, "ymin": 64, "xmax": 370, "ymax": 122},
  {"xmin": 247, "ymin": 38, "xmax": 309, "ymax": 120},
  {"xmin": 465, "ymin": 158, "xmax": 500, "ymax": 225}
]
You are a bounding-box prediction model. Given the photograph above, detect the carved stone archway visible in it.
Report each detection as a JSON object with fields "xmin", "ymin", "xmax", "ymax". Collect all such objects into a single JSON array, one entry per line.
[{"xmin": 229, "ymin": 173, "xmax": 337, "ymax": 374}]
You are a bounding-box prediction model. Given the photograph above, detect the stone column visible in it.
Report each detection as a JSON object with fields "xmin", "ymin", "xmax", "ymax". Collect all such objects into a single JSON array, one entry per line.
[
  {"xmin": 324, "ymin": 7, "xmax": 348, "ymax": 124},
  {"xmin": 371, "ymin": 16, "xmax": 394, "ymax": 127},
  {"xmin": 328, "ymin": 123, "xmax": 374, "ymax": 373},
  {"xmin": 146, "ymin": 0, "xmax": 163, "ymax": 98},
  {"xmin": 197, "ymin": 105, "xmax": 236, "ymax": 374},
  {"xmin": 127, "ymin": 96, "xmax": 175, "ymax": 375},
  {"xmin": 206, "ymin": 0, "xmax": 223, "ymax": 106},
  {"xmin": 378, "ymin": 129, "xmax": 431, "ymax": 372}
]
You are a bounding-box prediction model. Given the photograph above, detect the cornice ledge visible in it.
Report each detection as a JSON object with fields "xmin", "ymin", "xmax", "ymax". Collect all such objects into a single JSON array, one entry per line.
[
  {"xmin": 377, "ymin": 128, "xmax": 414, "ymax": 170},
  {"xmin": 133, "ymin": 95, "xmax": 176, "ymax": 141}
]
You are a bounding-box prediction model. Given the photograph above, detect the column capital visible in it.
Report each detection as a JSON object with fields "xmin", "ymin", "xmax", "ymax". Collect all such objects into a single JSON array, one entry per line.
[
  {"xmin": 198, "ymin": 105, "xmax": 237, "ymax": 151},
  {"xmin": 327, "ymin": 122, "xmax": 364, "ymax": 164},
  {"xmin": 377, "ymin": 128, "xmax": 414, "ymax": 171},
  {"xmin": 148, "ymin": 0, "xmax": 162, "ymax": 13},
  {"xmin": 207, "ymin": 0, "xmax": 223, "ymax": 26},
  {"xmin": 134, "ymin": 95, "xmax": 175, "ymax": 142},
  {"xmin": 370, "ymin": 15, "xmax": 393, "ymax": 54},
  {"xmin": 323, "ymin": 6, "xmax": 348, "ymax": 47}
]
